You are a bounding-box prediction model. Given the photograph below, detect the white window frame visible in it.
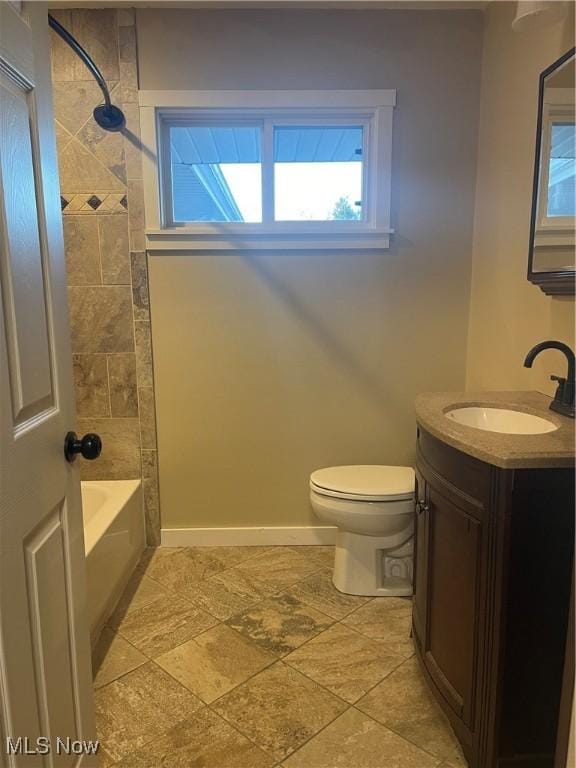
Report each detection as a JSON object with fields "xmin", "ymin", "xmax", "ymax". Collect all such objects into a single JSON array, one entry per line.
[{"xmin": 139, "ymin": 89, "xmax": 396, "ymax": 251}]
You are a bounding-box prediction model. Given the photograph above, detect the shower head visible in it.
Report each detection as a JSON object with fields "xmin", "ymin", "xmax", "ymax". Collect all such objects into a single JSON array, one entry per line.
[
  {"xmin": 48, "ymin": 14, "xmax": 126, "ymax": 134},
  {"xmin": 93, "ymin": 104, "xmax": 126, "ymax": 132}
]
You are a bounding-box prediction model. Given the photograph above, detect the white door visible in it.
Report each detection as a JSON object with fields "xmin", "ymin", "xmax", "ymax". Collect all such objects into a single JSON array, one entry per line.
[{"xmin": 0, "ymin": 2, "xmax": 97, "ymax": 765}]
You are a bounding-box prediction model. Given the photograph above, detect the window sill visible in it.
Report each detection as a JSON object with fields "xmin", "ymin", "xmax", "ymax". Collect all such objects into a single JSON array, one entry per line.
[{"xmin": 145, "ymin": 227, "xmax": 393, "ymax": 251}]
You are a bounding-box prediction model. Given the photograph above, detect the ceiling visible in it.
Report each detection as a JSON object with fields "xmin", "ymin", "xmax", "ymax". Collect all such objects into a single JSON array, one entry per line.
[{"xmin": 171, "ymin": 125, "xmax": 364, "ymax": 164}]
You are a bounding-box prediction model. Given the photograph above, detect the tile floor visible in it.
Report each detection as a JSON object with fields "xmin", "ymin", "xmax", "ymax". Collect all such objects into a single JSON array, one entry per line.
[{"xmin": 93, "ymin": 546, "xmax": 467, "ymax": 767}]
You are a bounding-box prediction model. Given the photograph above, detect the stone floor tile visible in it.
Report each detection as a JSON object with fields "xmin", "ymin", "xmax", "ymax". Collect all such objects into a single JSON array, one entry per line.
[
  {"xmin": 201, "ymin": 545, "xmax": 272, "ymax": 569},
  {"xmin": 282, "ymin": 707, "xmax": 441, "ymax": 768},
  {"xmin": 134, "ymin": 547, "xmax": 181, "ymax": 577},
  {"xmin": 212, "ymin": 662, "xmax": 347, "ymax": 761},
  {"xmin": 155, "ymin": 623, "xmax": 275, "ymax": 703},
  {"xmin": 92, "ymin": 628, "xmax": 147, "ymax": 689},
  {"xmin": 283, "ymin": 568, "xmax": 370, "ymax": 620},
  {"xmin": 301, "ymin": 546, "xmax": 336, "ymax": 568},
  {"xmin": 233, "ymin": 547, "xmax": 324, "ymax": 592},
  {"xmin": 341, "ymin": 597, "xmax": 414, "ymax": 656},
  {"xmin": 226, "ymin": 593, "xmax": 333, "ymax": 656},
  {"xmin": 93, "ymin": 550, "xmax": 467, "ymax": 768},
  {"xmin": 284, "ymin": 623, "xmax": 405, "ymax": 703},
  {"xmin": 186, "ymin": 567, "xmax": 277, "ymax": 621},
  {"xmin": 138, "ymin": 548, "xmax": 227, "ymax": 592},
  {"xmin": 94, "ymin": 662, "xmax": 203, "ymax": 763},
  {"xmin": 114, "ymin": 593, "xmax": 218, "ymax": 658},
  {"xmin": 356, "ymin": 656, "xmax": 466, "ymax": 765},
  {"xmin": 114, "ymin": 708, "xmax": 275, "ymax": 768},
  {"xmin": 97, "ymin": 743, "xmax": 117, "ymax": 767},
  {"xmin": 107, "ymin": 574, "xmax": 169, "ymax": 628}
]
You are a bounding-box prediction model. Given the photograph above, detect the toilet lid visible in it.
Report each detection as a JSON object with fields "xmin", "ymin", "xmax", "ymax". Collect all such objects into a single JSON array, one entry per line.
[{"xmin": 310, "ymin": 465, "xmax": 415, "ymax": 502}]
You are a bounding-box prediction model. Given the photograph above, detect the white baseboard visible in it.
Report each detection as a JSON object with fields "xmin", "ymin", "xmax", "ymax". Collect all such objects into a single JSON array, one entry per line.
[{"xmin": 160, "ymin": 525, "xmax": 338, "ymax": 547}]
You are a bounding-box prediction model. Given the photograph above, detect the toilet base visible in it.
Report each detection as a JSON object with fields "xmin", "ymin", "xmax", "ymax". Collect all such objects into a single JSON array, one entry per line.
[{"xmin": 332, "ymin": 530, "xmax": 413, "ymax": 597}]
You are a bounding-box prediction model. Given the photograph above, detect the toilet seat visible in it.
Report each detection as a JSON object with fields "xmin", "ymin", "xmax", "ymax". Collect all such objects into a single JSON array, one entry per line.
[{"xmin": 310, "ymin": 465, "xmax": 414, "ymax": 502}]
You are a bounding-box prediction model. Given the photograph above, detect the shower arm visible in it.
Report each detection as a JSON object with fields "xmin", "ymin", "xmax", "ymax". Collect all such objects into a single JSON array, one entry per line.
[
  {"xmin": 48, "ymin": 14, "xmax": 125, "ymax": 131},
  {"xmin": 48, "ymin": 14, "xmax": 111, "ymax": 106}
]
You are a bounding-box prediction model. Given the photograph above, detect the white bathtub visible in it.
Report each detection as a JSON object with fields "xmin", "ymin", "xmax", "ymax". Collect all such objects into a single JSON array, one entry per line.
[{"xmin": 82, "ymin": 480, "xmax": 145, "ymax": 646}]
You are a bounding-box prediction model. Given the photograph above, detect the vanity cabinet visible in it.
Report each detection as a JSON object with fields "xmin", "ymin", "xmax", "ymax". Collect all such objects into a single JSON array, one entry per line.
[{"xmin": 413, "ymin": 427, "xmax": 574, "ymax": 768}]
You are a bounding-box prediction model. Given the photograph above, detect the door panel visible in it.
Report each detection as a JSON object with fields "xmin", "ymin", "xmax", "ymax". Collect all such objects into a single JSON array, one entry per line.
[
  {"xmin": 425, "ymin": 483, "xmax": 481, "ymax": 726},
  {"xmin": 25, "ymin": 503, "xmax": 78, "ymax": 767},
  {"xmin": 0, "ymin": 68, "xmax": 54, "ymax": 426},
  {"xmin": 0, "ymin": 3, "xmax": 96, "ymax": 764}
]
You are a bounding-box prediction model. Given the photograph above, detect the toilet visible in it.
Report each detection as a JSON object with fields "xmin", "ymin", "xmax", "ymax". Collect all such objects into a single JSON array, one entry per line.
[{"xmin": 310, "ymin": 465, "xmax": 415, "ymax": 597}]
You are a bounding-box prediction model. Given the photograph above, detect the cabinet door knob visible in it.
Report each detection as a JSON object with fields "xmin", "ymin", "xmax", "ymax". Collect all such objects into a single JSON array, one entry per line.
[{"xmin": 417, "ymin": 500, "xmax": 429, "ymax": 514}]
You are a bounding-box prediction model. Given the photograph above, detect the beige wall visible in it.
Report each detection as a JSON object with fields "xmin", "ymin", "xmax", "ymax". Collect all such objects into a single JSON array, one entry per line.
[
  {"xmin": 466, "ymin": 1, "xmax": 575, "ymax": 394},
  {"xmin": 50, "ymin": 8, "xmax": 161, "ymax": 544},
  {"xmin": 139, "ymin": 9, "xmax": 484, "ymax": 529}
]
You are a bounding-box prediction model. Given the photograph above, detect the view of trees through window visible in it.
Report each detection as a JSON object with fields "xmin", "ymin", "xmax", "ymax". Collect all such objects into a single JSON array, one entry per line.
[{"xmin": 331, "ymin": 196, "xmax": 362, "ymax": 220}]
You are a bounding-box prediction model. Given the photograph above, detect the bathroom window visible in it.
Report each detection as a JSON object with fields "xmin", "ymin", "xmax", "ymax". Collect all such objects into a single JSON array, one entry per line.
[
  {"xmin": 141, "ymin": 90, "xmax": 396, "ymax": 250},
  {"xmin": 167, "ymin": 122, "xmax": 364, "ymax": 225},
  {"xmin": 545, "ymin": 121, "xmax": 575, "ymax": 219},
  {"xmin": 273, "ymin": 125, "xmax": 364, "ymax": 222},
  {"xmin": 169, "ymin": 124, "xmax": 263, "ymax": 223},
  {"xmin": 534, "ymin": 89, "xmax": 576, "ymax": 243}
]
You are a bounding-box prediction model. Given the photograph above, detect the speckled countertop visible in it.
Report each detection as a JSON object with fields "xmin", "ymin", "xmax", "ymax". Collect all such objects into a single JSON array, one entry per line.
[{"xmin": 415, "ymin": 391, "xmax": 575, "ymax": 469}]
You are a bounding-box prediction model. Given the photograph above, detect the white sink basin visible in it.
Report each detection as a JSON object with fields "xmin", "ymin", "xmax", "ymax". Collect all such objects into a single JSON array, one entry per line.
[{"xmin": 445, "ymin": 407, "xmax": 558, "ymax": 435}]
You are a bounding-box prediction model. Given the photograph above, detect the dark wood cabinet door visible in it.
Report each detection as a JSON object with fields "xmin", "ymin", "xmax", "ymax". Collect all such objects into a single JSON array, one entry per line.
[
  {"xmin": 412, "ymin": 468, "xmax": 428, "ymax": 650},
  {"xmin": 423, "ymin": 482, "xmax": 482, "ymax": 728},
  {"xmin": 414, "ymin": 429, "xmax": 574, "ymax": 768}
]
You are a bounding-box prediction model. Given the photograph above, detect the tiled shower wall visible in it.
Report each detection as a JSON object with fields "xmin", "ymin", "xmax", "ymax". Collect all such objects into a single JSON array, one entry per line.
[{"xmin": 50, "ymin": 8, "xmax": 160, "ymax": 545}]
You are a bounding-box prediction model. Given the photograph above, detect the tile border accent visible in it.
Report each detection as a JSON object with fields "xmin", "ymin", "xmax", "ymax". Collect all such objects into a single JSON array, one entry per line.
[
  {"xmin": 161, "ymin": 526, "xmax": 338, "ymax": 547},
  {"xmin": 61, "ymin": 192, "xmax": 128, "ymax": 214}
]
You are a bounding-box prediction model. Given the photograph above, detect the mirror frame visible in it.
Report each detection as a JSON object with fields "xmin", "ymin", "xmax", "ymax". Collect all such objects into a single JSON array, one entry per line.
[{"xmin": 528, "ymin": 47, "xmax": 576, "ymax": 296}]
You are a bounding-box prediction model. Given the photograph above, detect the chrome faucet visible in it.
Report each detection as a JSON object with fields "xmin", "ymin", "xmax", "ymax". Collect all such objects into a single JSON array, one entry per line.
[{"xmin": 524, "ymin": 341, "xmax": 575, "ymax": 418}]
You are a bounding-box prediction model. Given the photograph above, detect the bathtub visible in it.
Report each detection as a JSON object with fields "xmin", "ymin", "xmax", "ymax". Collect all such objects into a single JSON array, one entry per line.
[{"xmin": 82, "ymin": 480, "xmax": 145, "ymax": 646}]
